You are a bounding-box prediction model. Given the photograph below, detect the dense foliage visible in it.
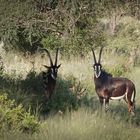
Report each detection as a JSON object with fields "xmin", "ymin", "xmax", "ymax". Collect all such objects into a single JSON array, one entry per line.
[
  {"xmin": 0, "ymin": 68, "xmax": 92, "ymax": 114},
  {"xmin": 0, "ymin": 0, "xmax": 139, "ymax": 55},
  {"xmin": 0, "ymin": 94, "xmax": 39, "ymax": 133}
]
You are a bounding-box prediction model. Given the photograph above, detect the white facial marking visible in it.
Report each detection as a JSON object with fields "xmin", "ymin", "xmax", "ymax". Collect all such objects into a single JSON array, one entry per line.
[
  {"xmin": 51, "ymin": 73, "xmax": 56, "ymax": 80},
  {"xmin": 94, "ymin": 66, "xmax": 97, "ymax": 71},
  {"xmin": 51, "ymin": 68, "xmax": 56, "ymax": 80},
  {"xmin": 95, "ymin": 71, "xmax": 101, "ymax": 78},
  {"xmin": 94, "ymin": 65, "xmax": 102, "ymax": 78},
  {"xmin": 51, "ymin": 68, "xmax": 54, "ymax": 73},
  {"xmin": 55, "ymin": 68, "xmax": 58, "ymax": 73}
]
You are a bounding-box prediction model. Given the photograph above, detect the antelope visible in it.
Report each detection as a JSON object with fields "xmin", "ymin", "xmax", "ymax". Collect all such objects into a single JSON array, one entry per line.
[
  {"xmin": 42, "ymin": 48, "xmax": 61, "ymax": 100},
  {"xmin": 92, "ymin": 47, "xmax": 136, "ymax": 115}
]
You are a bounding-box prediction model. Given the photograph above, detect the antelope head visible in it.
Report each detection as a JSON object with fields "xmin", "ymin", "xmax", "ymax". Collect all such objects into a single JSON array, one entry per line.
[
  {"xmin": 43, "ymin": 48, "xmax": 61, "ymax": 80},
  {"xmin": 92, "ymin": 47, "xmax": 103, "ymax": 78}
]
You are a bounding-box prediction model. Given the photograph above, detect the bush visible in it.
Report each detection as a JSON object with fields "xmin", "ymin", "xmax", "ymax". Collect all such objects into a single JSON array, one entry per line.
[
  {"xmin": 107, "ymin": 17, "xmax": 140, "ymax": 66},
  {"xmin": 105, "ymin": 65, "xmax": 128, "ymax": 77},
  {"xmin": 0, "ymin": 68, "xmax": 93, "ymax": 114},
  {"xmin": 44, "ymin": 75, "xmax": 93, "ymax": 113},
  {"xmin": 0, "ymin": 94, "xmax": 39, "ymax": 133}
]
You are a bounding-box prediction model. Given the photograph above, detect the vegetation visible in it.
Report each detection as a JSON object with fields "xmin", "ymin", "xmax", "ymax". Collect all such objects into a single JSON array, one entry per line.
[
  {"xmin": 0, "ymin": 94, "xmax": 39, "ymax": 133},
  {"xmin": 1, "ymin": 109, "xmax": 140, "ymax": 140},
  {"xmin": 0, "ymin": 50, "xmax": 140, "ymax": 140},
  {"xmin": 0, "ymin": 0, "xmax": 139, "ymax": 54},
  {"xmin": 0, "ymin": 0, "xmax": 140, "ymax": 139}
]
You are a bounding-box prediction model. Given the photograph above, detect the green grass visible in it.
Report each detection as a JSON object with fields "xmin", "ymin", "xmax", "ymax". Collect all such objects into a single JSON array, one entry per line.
[
  {"xmin": 40, "ymin": 109, "xmax": 140, "ymax": 140},
  {"xmin": 1, "ymin": 108, "xmax": 140, "ymax": 140},
  {"xmin": 0, "ymin": 50, "xmax": 140, "ymax": 140}
]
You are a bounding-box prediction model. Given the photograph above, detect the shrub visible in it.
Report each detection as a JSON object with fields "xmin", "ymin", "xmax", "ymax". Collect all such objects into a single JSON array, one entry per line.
[
  {"xmin": 105, "ymin": 65, "xmax": 129, "ymax": 77},
  {"xmin": 107, "ymin": 17, "xmax": 140, "ymax": 66},
  {"xmin": 0, "ymin": 94, "xmax": 39, "ymax": 133},
  {"xmin": 44, "ymin": 75, "xmax": 93, "ymax": 113}
]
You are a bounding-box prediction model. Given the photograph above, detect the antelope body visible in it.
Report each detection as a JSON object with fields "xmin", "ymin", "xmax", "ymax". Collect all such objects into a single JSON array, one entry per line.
[{"xmin": 92, "ymin": 47, "xmax": 136, "ymax": 115}]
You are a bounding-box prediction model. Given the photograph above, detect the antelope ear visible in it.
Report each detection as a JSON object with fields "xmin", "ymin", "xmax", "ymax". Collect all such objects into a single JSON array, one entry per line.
[
  {"xmin": 57, "ymin": 64, "xmax": 61, "ymax": 68},
  {"xmin": 43, "ymin": 65, "xmax": 50, "ymax": 69}
]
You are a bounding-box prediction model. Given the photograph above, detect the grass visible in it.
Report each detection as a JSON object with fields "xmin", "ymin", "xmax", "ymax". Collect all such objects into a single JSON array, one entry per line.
[
  {"xmin": 1, "ymin": 108, "xmax": 140, "ymax": 140},
  {"xmin": 0, "ymin": 49, "xmax": 140, "ymax": 140},
  {"xmin": 39, "ymin": 109, "xmax": 140, "ymax": 140}
]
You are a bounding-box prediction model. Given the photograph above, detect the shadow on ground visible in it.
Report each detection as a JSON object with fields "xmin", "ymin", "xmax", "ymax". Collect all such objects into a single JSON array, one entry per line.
[{"xmin": 0, "ymin": 71, "xmax": 98, "ymax": 115}]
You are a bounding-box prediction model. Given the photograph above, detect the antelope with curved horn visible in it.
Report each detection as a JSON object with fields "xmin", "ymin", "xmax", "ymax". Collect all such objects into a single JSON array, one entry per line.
[
  {"xmin": 92, "ymin": 47, "xmax": 136, "ymax": 115},
  {"xmin": 42, "ymin": 48, "xmax": 61, "ymax": 100}
]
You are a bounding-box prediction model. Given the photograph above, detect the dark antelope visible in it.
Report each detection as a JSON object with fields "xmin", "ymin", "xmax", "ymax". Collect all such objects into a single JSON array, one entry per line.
[
  {"xmin": 42, "ymin": 48, "xmax": 61, "ymax": 100},
  {"xmin": 92, "ymin": 47, "xmax": 136, "ymax": 115}
]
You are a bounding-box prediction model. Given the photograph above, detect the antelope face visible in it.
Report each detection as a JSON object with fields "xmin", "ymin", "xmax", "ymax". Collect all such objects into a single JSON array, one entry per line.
[
  {"xmin": 93, "ymin": 63, "xmax": 102, "ymax": 78},
  {"xmin": 91, "ymin": 47, "xmax": 104, "ymax": 78},
  {"xmin": 50, "ymin": 65, "xmax": 61, "ymax": 80}
]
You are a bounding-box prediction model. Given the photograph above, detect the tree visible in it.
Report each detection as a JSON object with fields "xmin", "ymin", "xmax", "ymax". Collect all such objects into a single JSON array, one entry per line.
[{"xmin": 0, "ymin": 0, "xmax": 139, "ymax": 54}]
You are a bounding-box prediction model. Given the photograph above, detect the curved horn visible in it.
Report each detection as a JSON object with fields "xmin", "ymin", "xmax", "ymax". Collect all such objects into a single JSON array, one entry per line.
[
  {"xmin": 92, "ymin": 48, "xmax": 97, "ymax": 64},
  {"xmin": 44, "ymin": 49, "xmax": 53, "ymax": 66},
  {"xmin": 55, "ymin": 48, "xmax": 59, "ymax": 66},
  {"xmin": 98, "ymin": 46, "xmax": 104, "ymax": 63}
]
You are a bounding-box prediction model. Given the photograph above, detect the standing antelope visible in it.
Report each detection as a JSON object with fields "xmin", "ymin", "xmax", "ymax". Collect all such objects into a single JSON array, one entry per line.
[
  {"xmin": 92, "ymin": 47, "xmax": 136, "ymax": 115},
  {"xmin": 42, "ymin": 48, "xmax": 61, "ymax": 100}
]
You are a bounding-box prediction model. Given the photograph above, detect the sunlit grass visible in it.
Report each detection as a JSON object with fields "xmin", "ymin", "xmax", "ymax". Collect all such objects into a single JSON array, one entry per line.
[
  {"xmin": 1, "ymin": 50, "xmax": 140, "ymax": 105},
  {"xmin": 1, "ymin": 50, "xmax": 140, "ymax": 140}
]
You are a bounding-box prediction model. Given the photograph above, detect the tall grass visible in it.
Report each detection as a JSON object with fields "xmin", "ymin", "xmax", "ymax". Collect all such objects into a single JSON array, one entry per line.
[
  {"xmin": 1, "ymin": 109, "xmax": 140, "ymax": 140},
  {"xmin": 0, "ymin": 49, "xmax": 140, "ymax": 109},
  {"xmin": 0, "ymin": 49, "xmax": 140, "ymax": 140}
]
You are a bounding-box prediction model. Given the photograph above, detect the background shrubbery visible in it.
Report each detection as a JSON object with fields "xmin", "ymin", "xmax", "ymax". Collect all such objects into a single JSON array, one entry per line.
[{"xmin": 1, "ymin": 0, "xmax": 139, "ymax": 57}]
